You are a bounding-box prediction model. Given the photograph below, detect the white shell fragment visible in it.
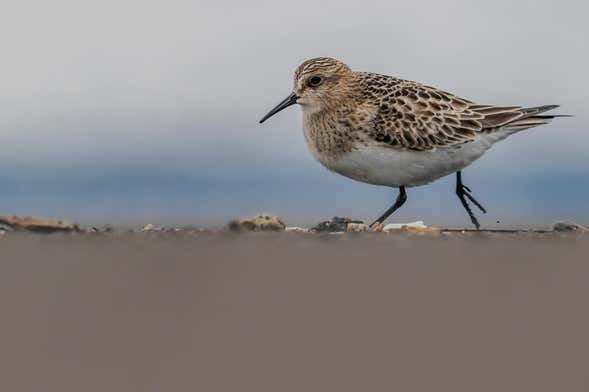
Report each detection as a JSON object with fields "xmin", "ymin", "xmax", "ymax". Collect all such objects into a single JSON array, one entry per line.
[
  {"xmin": 285, "ymin": 227, "xmax": 310, "ymax": 233},
  {"xmin": 383, "ymin": 221, "xmax": 427, "ymax": 232}
]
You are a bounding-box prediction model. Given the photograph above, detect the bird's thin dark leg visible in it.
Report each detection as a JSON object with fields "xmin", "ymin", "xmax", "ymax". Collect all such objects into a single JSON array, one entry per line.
[
  {"xmin": 455, "ymin": 171, "xmax": 486, "ymax": 229},
  {"xmin": 370, "ymin": 186, "xmax": 407, "ymax": 227}
]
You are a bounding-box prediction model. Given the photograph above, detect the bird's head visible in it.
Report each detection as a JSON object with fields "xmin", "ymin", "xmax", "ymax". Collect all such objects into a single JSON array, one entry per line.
[{"xmin": 259, "ymin": 57, "xmax": 353, "ymax": 123}]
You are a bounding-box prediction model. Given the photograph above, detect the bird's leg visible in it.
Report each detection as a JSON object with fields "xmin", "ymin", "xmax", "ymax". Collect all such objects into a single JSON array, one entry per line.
[
  {"xmin": 455, "ymin": 171, "xmax": 486, "ymax": 229},
  {"xmin": 370, "ymin": 186, "xmax": 407, "ymax": 228}
]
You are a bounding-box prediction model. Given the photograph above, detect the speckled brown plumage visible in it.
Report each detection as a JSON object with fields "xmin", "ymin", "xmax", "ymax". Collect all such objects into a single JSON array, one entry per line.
[
  {"xmin": 358, "ymin": 75, "xmax": 559, "ymax": 151},
  {"xmin": 290, "ymin": 58, "xmax": 560, "ymax": 159}
]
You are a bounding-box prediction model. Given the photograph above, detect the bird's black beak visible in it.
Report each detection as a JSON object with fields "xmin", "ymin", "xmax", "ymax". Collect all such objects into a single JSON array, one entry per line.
[{"xmin": 259, "ymin": 92, "xmax": 298, "ymax": 124}]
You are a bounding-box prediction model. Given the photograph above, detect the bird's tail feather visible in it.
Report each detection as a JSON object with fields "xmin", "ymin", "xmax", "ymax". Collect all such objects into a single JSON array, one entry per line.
[
  {"xmin": 474, "ymin": 104, "xmax": 570, "ymax": 131},
  {"xmin": 506, "ymin": 105, "xmax": 571, "ymax": 130}
]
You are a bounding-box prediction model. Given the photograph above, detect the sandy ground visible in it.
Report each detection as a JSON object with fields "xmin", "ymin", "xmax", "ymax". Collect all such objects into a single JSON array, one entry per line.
[{"xmin": 1, "ymin": 232, "xmax": 588, "ymax": 391}]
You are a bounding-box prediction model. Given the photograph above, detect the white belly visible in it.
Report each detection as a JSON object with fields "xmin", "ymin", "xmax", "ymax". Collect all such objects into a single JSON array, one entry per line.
[{"xmin": 326, "ymin": 136, "xmax": 497, "ymax": 187}]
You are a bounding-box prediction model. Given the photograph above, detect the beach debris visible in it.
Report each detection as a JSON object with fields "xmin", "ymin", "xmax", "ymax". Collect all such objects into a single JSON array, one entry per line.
[
  {"xmin": 346, "ymin": 222, "xmax": 370, "ymax": 233},
  {"xmin": 312, "ymin": 216, "xmax": 364, "ymax": 233},
  {"xmin": 141, "ymin": 223, "xmax": 163, "ymax": 232},
  {"xmin": 553, "ymin": 221, "xmax": 589, "ymax": 232},
  {"xmin": 383, "ymin": 221, "xmax": 427, "ymax": 231},
  {"xmin": 402, "ymin": 225, "xmax": 442, "ymax": 235},
  {"xmin": 0, "ymin": 215, "xmax": 80, "ymax": 233},
  {"xmin": 383, "ymin": 221, "xmax": 441, "ymax": 235},
  {"xmin": 285, "ymin": 226, "xmax": 310, "ymax": 233},
  {"xmin": 139, "ymin": 225, "xmax": 190, "ymax": 233},
  {"xmin": 228, "ymin": 214, "xmax": 286, "ymax": 232}
]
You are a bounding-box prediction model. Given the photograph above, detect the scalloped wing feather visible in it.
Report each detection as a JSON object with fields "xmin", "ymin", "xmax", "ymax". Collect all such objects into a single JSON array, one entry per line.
[{"xmin": 359, "ymin": 74, "xmax": 559, "ymax": 151}]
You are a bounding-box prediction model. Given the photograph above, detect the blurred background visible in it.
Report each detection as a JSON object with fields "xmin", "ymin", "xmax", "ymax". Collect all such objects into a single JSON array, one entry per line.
[{"xmin": 1, "ymin": 0, "xmax": 587, "ymax": 227}]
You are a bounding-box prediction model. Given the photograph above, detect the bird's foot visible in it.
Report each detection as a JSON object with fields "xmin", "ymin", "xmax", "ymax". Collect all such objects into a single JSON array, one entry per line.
[
  {"xmin": 369, "ymin": 222, "xmax": 385, "ymax": 232},
  {"xmin": 457, "ymin": 183, "xmax": 487, "ymax": 214},
  {"xmin": 456, "ymin": 183, "xmax": 487, "ymax": 230}
]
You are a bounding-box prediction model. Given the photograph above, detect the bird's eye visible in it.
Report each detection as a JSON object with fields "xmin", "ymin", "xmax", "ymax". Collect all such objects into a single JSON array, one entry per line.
[{"xmin": 308, "ymin": 76, "xmax": 322, "ymax": 87}]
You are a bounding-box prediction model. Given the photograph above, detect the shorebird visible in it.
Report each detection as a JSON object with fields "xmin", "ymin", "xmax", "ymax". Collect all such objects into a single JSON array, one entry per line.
[{"xmin": 259, "ymin": 57, "xmax": 566, "ymax": 229}]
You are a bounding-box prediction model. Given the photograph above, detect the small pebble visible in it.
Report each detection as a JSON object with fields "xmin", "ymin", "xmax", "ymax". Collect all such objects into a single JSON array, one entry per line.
[
  {"xmin": 142, "ymin": 223, "xmax": 163, "ymax": 232},
  {"xmin": 346, "ymin": 223, "xmax": 369, "ymax": 233},
  {"xmin": 228, "ymin": 214, "xmax": 286, "ymax": 232},
  {"xmin": 285, "ymin": 227, "xmax": 310, "ymax": 233},
  {"xmin": 553, "ymin": 221, "xmax": 588, "ymax": 232},
  {"xmin": 312, "ymin": 217, "xmax": 363, "ymax": 232}
]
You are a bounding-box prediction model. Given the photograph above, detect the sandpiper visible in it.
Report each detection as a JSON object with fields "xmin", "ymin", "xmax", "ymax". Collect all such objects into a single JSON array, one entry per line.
[{"xmin": 259, "ymin": 57, "xmax": 567, "ymax": 229}]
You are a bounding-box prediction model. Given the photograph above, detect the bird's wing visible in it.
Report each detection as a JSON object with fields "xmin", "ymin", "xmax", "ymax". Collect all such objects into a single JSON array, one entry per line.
[{"xmin": 365, "ymin": 80, "xmax": 530, "ymax": 150}]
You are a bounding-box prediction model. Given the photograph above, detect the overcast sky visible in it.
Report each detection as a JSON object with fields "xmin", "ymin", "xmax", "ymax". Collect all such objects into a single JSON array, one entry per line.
[{"xmin": 0, "ymin": 0, "xmax": 587, "ymax": 225}]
